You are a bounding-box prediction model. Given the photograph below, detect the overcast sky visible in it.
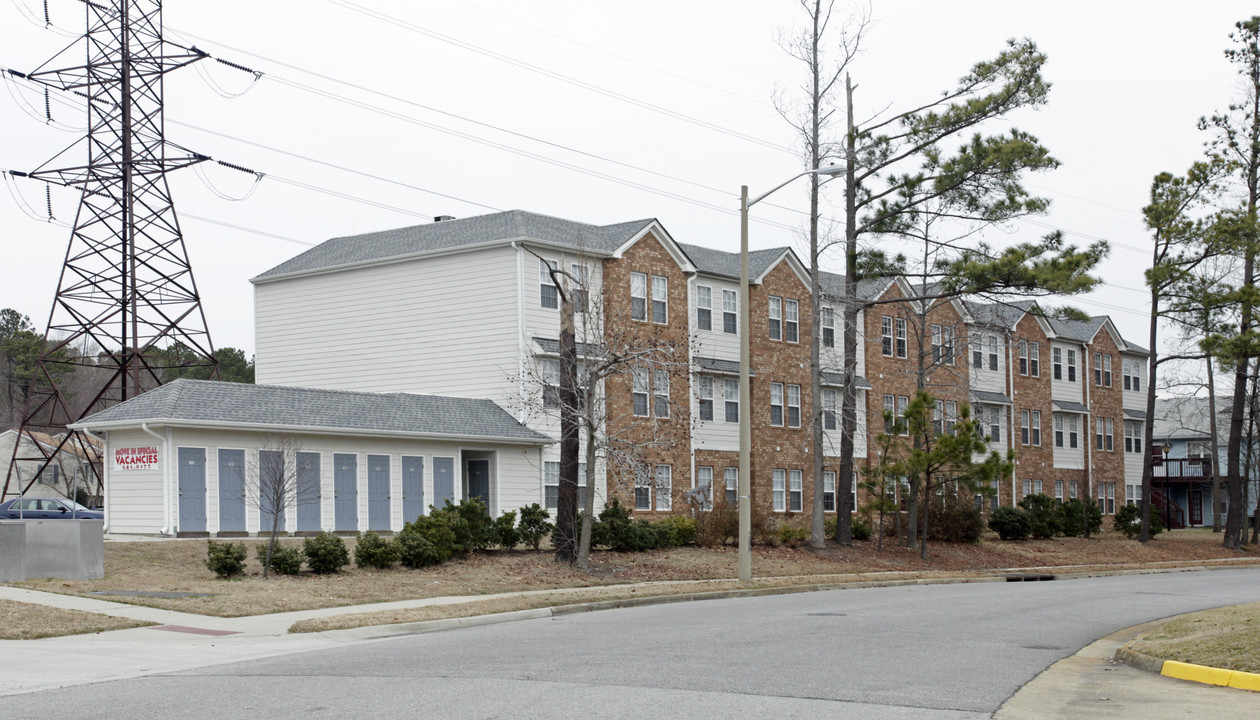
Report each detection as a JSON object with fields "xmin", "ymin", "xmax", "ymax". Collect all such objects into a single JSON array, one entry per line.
[{"xmin": 1, "ymin": 0, "xmax": 1256, "ymax": 359}]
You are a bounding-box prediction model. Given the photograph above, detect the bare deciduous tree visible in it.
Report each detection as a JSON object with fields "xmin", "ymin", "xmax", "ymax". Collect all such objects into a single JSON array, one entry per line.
[{"xmin": 246, "ymin": 434, "xmax": 317, "ymax": 577}]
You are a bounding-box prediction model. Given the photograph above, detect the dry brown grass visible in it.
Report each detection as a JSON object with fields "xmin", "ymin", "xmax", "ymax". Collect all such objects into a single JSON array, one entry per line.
[
  {"xmin": 1128, "ymin": 601, "xmax": 1260, "ymax": 674},
  {"xmin": 11, "ymin": 529, "xmax": 1257, "ymax": 620},
  {"xmin": 0, "ymin": 599, "xmax": 152, "ymax": 639}
]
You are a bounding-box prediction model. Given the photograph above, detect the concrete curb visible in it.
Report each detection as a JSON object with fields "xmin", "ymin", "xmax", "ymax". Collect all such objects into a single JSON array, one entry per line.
[{"xmin": 1113, "ymin": 630, "xmax": 1260, "ymax": 692}]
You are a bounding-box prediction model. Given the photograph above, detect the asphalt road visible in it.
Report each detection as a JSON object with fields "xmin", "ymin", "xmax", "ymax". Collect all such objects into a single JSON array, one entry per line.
[{"xmin": 9, "ymin": 568, "xmax": 1259, "ymax": 719}]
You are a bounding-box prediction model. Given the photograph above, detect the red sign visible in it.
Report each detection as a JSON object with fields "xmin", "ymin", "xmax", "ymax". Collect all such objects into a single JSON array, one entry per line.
[{"xmin": 114, "ymin": 446, "xmax": 159, "ymax": 471}]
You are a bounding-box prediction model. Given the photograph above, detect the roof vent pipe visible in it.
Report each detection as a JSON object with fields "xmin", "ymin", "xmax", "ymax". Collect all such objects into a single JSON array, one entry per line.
[{"xmin": 434, "ymin": 215, "xmax": 455, "ymax": 222}]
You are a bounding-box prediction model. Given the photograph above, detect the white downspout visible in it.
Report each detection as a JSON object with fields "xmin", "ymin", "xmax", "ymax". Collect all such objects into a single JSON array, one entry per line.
[
  {"xmin": 1082, "ymin": 342, "xmax": 1092, "ymax": 505},
  {"xmin": 512, "ymin": 241, "xmax": 528, "ymax": 423},
  {"xmin": 82, "ymin": 428, "xmax": 108, "ymax": 532},
  {"xmin": 141, "ymin": 423, "xmax": 168, "ymax": 535},
  {"xmin": 1007, "ymin": 330, "xmax": 1017, "ymax": 506}
]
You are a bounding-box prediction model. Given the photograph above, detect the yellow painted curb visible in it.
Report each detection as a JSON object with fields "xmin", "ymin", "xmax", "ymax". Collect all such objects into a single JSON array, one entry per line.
[{"xmin": 1161, "ymin": 659, "xmax": 1260, "ymax": 692}]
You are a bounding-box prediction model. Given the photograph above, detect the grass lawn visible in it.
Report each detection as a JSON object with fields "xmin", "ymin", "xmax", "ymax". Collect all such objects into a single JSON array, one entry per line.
[
  {"xmin": 1128, "ymin": 601, "xmax": 1260, "ymax": 674},
  {"xmin": 0, "ymin": 599, "xmax": 153, "ymax": 640},
  {"xmin": 10, "ymin": 528, "xmax": 1256, "ymax": 622}
]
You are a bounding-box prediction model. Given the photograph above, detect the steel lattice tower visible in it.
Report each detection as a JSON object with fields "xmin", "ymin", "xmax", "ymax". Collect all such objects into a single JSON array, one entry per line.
[{"xmin": 3, "ymin": 0, "xmax": 217, "ymax": 500}]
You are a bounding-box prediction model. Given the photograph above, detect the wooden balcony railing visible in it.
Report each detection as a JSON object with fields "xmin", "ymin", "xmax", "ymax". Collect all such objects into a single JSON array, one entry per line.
[{"xmin": 1152, "ymin": 457, "xmax": 1212, "ymax": 481}]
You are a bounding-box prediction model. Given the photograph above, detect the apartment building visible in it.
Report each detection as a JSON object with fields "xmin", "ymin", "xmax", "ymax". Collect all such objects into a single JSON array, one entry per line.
[{"xmin": 75, "ymin": 209, "xmax": 1156, "ymax": 535}]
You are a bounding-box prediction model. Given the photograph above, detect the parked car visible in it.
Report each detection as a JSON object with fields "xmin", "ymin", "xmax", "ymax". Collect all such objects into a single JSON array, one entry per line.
[{"xmin": 0, "ymin": 497, "xmax": 104, "ymax": 520}]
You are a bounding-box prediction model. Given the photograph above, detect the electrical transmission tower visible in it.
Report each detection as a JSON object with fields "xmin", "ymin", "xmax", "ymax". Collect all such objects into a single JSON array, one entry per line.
[{"xmin": 3, "ymin": 0, "xmax": 219, "ymax": 501}]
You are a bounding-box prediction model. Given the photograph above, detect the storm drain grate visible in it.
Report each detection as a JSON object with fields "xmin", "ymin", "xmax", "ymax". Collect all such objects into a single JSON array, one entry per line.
[
  {"xmin": 148, "ymin": 625, "xmax": 240, "ymax": 636},
  {"xmin": 1004, "ymin": 572, "xmax": 1056, "ymax": 582},
  {"xmin": 90, "ymin": 590, "xmax": 217, "ymax": 599}
]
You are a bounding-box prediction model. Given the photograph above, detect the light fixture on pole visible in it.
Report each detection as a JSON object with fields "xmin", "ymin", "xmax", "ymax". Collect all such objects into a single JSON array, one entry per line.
[{"xmin": 738, "ymin": 164, "xmax": 844, "ymax": 582}]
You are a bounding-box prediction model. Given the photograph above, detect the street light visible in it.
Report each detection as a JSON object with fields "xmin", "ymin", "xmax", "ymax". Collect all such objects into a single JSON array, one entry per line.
[
  {"xmin": 738, "ymin": 164, "xmax": 844, "ymax": 582},
  {"xmin": 1161, "ymin": 443, "xmax": 1173, "ymax": 530}
]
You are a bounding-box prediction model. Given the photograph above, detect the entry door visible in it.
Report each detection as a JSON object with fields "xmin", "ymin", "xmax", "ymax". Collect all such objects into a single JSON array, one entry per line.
[
  {"xmin": 368, "ymin": 455, "xmax": 391, "ymax": 531},
  {"xmin": 218, "ymin": 449, "xmax": 246, "ymax": 532},
  {"xmin": 402, "ymin": 456, "xmax": 424, "ymax": 523},
  {"xmin": 467, "ymin": 459, "xmax": 490, "ymax": 511},
  {"xmin": 296, "ymin": 452, "xmax": 321, "ymax": 532},
  {"xmin": 334, "ymin": 453, "xmax": 358, "ymax": 532},
  {"xmin": 1190, "ymin": 489, "xmax": 1203, "ymax": 526},
  {"xmin": 178, "ymin": 448, "xmax": 206, "ymax": 532},
  {"xmin": 433, "ymin": 457, "xmax": 455, "ymax": 509}
]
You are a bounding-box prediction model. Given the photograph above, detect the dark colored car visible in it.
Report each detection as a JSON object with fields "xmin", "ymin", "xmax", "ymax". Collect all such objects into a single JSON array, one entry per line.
[{"xmin": 0, "ymin": 497, "xmax": 104, "ymax": 520}]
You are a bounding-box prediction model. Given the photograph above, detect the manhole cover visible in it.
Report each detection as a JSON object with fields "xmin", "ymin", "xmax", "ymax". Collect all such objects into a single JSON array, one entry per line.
[{"xmin": 90, "ymin": 590, "xmax": 217, "ymax": 599}]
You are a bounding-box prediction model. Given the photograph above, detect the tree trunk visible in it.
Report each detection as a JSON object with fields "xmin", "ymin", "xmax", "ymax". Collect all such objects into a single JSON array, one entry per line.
[
  {"xmin": 576, "ymin": 420, "xmax": 598, "ymax": 570},
  {"xmin": 1140, "ymin": 281, "xmax": 1160, "ymax": 543},
  {"xmin": 1224, "ymin": 245, "xmax": 1252, "ymax": 550},
  {"xmin": 1207, "ymin": 356, "xmax": 1223, "ymax": 532},
  {"xmin": 834, "ymin": 73, "xmax": 858, "ymax": 546},
  {"xmin": 806, "ymin": 2, "xmax": 826, "ymax": 549},
  {"xmin": 555, "ymin": 292, "xmax": 580, "ymax": 563}
]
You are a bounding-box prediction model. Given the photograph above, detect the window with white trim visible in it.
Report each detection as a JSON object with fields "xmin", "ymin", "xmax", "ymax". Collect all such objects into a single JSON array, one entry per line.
[
  {"xmin": 1068, "ymin": 415, "xmax": 1078, "ymax": 449},
  {"xmin": 1031, "ymin": 410, "xmax": 1041, "ymax": 446},
  {"xmin": 934, "ymin": 400, "xmax": 944, "ymax": 436},
  {"xmin": 1022, "ymin": 478, "xmax": 1032, "ymax": 497},
  {"xmin": 1103, "ymin": 354, "xmax": 1112, "ymax": 386},
  {"xmin": 1053, "ymin": 347, "xmax": 1062, "ymax": 380},
  {"xmin": 1096, "ymin": 417, "xmax": 1114, "ymax": 451},
  {"xmin": 1126, "ymin": 483, "xmax": 1139, "ymax": 506},
  {"xmin": 697, "ymin": 375, "xmax": 714, "ymax": 421},
  {"xmin": 895, "ymin": 318, "xmax": 908, "ymax": 358},
  {"xmin": 942, "ymin": 327, "xmax": 955, "ymax": 365},
  {"xmin": 945, "ymin": 401, "xmax": 957, "ymax": 435},
  {"xmin": 635, "ymin": 470, "xmax": 651, "ymax": 510},
  {"xmin": 822, "ymin": 306, "xmax": 835, "ymax": 348},
  {"xmin": 540, "ymin": 259, "xmax": 558, "ymax": 309},
  {"xmin": 1021, "ymin": 409, "xmax": 1031, "ymax": 446},
  {"xmin": 655, "ymin": 464, "xmax": 672, "ymax": 510},
  {"xmin": 696, "ymin": 466, "xmax": 713, "ymax": 511},
  {"xmin": 632, "ymin": 368, "xmax": 649, "ymax": 417},
  {"xmin": 1055, "ymin": 479, "xmax": 1064, "ymax": 501},
  {"xmin": 540, "ymin": 358, "xmax": 560, "ymax": 409},
  {"xmin": 1098, "ymin": 482, "xmax": 1115, "ymax": 515},
  {"xmin": 1070, "ymin": 481, "xmax": 1078, "ymax": 500},
  {"xmin": 770, "ymin": 382, "xmax": 785, "ymax": 427},
  {"xmin": 768, "ymin": 297, "xmax": 782, "ymax": 340},
  {"xmin": 630, "ymin": 272, "xmax": 647, "ymax": 321},
  {"xmin": 972, "ymin": 333, "xmax": 985, "ymax": 369},
  {"xmin": 1094, "ymin": 352, "xmax": 1103, "ymax": 386},
  {"xmin": 881, "ymin": 316, "xmax": 893, "ymax": 356},
  {"xmin": 1123, "ymin": 358, "xmax": 1142, "ymax": 391},
  {"xmin": 851, "ymin": 472, "xmax": 858, "ymax": 512},
  {"xmin": 1067, "ymin": 348, "xmax": 1077, "ymax": 382},
  {"xmin": 722, "ymin": 289, "xmax": 738, "ymax": 334},
  {"xmin": 883, "ymin": 394, "xmax": 895, "ymax": 434},
  {"xmin": 696, "ymin": 285, "xmax": 712, "ymax": 331},
  {"xmin": 1030, "ymin": 342, "xmax": 1040, "ymax": 377},
  {"xmin": 931, "ymin": 324, "xmax": 943, "ymax": 363},
  {"xmin": 897, "ymin": 395, "xmax": 910, "ymax": 436},
  {"xmin": 1054, "ymin": 413, "xmax": 1064, "ymax": 448},
  {"xmin": 571, "ymin": 263, "xmax": 589, "ymax": 313},
  {"xmin": 772, "ymin": 469, "xmax": 786, "ymax": 511},
  {"xmin": 1018, "ymin": 340, "xmax": 1029, "ymax": 375},
  {"xmin": 787, "ymin": 384, "xmax": 801, "ymax": 428},
  {"xmin": 823, "ymin": 471, "xmax": 836, "ymax": 512},
  {"xmin": 651, "ymin": 275, "xmax": 668, "ymax": 324},
  {"xmin": 724, "ymin": 378, "xmax": 739, "ymax": 423},
  {"xmin": 988, "ymin": 336, "xmax": 999, "ymax": 371},
  {"xmin": 724, "ymin": 467, "xmax": 738, "ymax": 505},
  {"xmin": 653, "ymin": 370, "xmax": 670, "ymax": 418},
  {"xmin": 785, "ymin": 299, "xmax": 799, "ymax": 343},
  {"xmin": 1124, "ymin": 420, "xmax": 1143, "ymax": 453},
  {"xmin": 1034, "ymin": 479, "xmax": 1044, "ymax": 495},
  {"xmin": 988, "ymin": 406, "xmax": 1001, "ymax": 443},
  {"xmin": 822, "ymin": 388, "xmax": 837, "ymax": 430},
  {"xmin": 789, "ymin": 469, "xmax": 803, "ymax": 512},
  {"xmin": 544, "ymin": 461, "xmax": 559, "ymax": 509}
]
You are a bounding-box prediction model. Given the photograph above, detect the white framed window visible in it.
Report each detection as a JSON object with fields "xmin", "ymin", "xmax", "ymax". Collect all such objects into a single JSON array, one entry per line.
[
  {"xmin": 1067, "ymin": 349, "xmax": 1077, "ymax": 382},
  {"xmin": 1055, "ymin": 480, "xmax": 1064, "ymax": 502},
  {"xmin": 1094, "ymin": 352, "xmax": 1103, "ymax": 386},
  {"xmin": 822, "ymin": 306, "xmax": 835, "ymax": 348},
  {"xmin": 769, "ymin": 296, "xmax": 782, "ymax": 340},
  {"xmin": 1124, "ymin": 358, "xmax": 1143, "ymax": 392},
  {"xmin": 945, "ymin": 401, "xmax": 957, "ymax": 435},
  {"xmin": 540, "ymin": 358, "xmax": 560, "ymax": 409},
  {"xmin": 1126, "ymin": 483, "xmax": 1139, "ymax": 506},
  {"xmin": 724, "ymin": 467, "xmax": 738, "ymax": 505},
  {"xmin": 651, "ymin": 275, "xmax": 668, "ymax": 324},
  {"xmin": 973, "ymin": 333, "xmax": 985, "ymax": 369},
  {"xmin": 895, "ymin": 318, "xmax": 908, "ymax": 358},
  {"xmin": 1053, "ymin": 347, "xmax": 1063, "ymax": 380},
  {"xmin": 881, "ymin": 316, "xmax": 894, "ymax": 356},
  {"xmin": 1070, "ymin": 481, "xmax": 1078, "ymax": 500},
  {"xmin": 1031, "ymin": 410, "xmax": 1041, "ymax": 446},
  {"xmin": 696, "ymin": 285, "xmax": 712, "ymax": 331},
  {"xmin": 897, "ymin": 395, "xmax": 910, "ymax": 436},
  {"xmin": 696, "ymin": 466, "xmax": 713, "ymax": 511},
  {"xmin": 1021, "ymin": 409, "xmax": 1030, "ymax": 446},
  {"xmin": 988, "ymin": 406, "xmax": 1001, "ymax": 443},
  {"xmin": 1103, "ymin": 354, "xmax": 1113, "ymax": 387},
  {"xmin": 539, "ymin": 259, "xmax": 558, "ymax": 309},
  {"xmin": 931, "ymin": 324, "xmax": 943, "ymax": 363},
  {"xmin": 1018, "ymin": 340, "xmax": 1028, "ymax": 375},
  {"xmin": 789, "ymin": 469, "xmax": 803, "ymax": 512},
  {"xmin": 787, "ymin": 384, "xmax": 801, "ymax": 428},
  {"xmin": 1068, "ymin": 415, "xmax": 1078, "ymax": 449},
  {"xmin": 823, "ymin": 471, "xmax": 836, "ymax": 512},
  {"xmin": 942, "ymin": 327, "xmax": 955, "ymax": 365},
  {"xmin": 723, "ymin": 289, "xmax": 738, "ymax": 334},
  {"xmin": 883, "ymin": 394, "xmax": 896, "ymax": 434},
  {"xmin": 630, "ymin": 272, "xmax": 647, "ymax": 321},
  {"xmin": 770, "ymin": 382, "xmax": 785, "ymax": 427},
  {"xmin": 1030, "ymin": 342, "xmax": 1040, "ymax": 377},
  {"xmin": 571, "ymin": 263, "xmax": 589, "ymax": 313},
  {"xmin": 823, "ymin": 389, "xmax": 837, "ymax": 431},
  {"xmin": 632, "ymin": 368, "xmax": 649, "ymax": 417},
  {"xmin": 934, "ymin": 400, "xmax": 944, "ymax": 436},
  {"xmin": 772, "ymin": 469, "xmax": 786, "ymax": 512},
  {"xmin": 655, "ymin": 464, "xmax": 672, "ymax": 510},
  {"xmin": 635, "ymin": 470, "xmax": 651, "ymax": 511},
  {"xmin": 697, "ymin": 375, "xmax": 714, "ymax": 421},
  {"xmin": 653, "ymin": 369, "xmax": 670, "ymax": 418},
  {"xmin": 1034, "ymin": 479, "xmax": 1044, "ymax": 495},
  {"xmin": 988, "ymin": 336, "xmax": 999, "ymax": 371},
  {"xmin": 724, "ymin": 378, "xmax": 739, "ymax": 423},
  {"xmin": 544, "ymin": 461, "xmax": 559, "ymax": 509},
  {"xmin": 851, "ymin": 472, "xmax": 858, "ymax": 513},
  {"xmin": 1022, "ymin": 478, "xmax": 1031, "ymax": 497},
  {"xmin": 1097, "ymin": 417, "xmax": 1114, "ymax": 451},
  {"xmin": 785, "ymin": 299, "xmax": 799, "ymax": 343},
  {"xmin": 1054, "ymin": 413, "xmax": 1064, "ymax": 448},
  {"xmin": 1124, "ymin": 420, "xmax": 1143, "ymax": 453}
]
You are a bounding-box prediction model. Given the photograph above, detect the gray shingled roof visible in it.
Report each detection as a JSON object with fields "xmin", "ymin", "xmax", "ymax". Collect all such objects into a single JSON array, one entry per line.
[
  {"xmin": 818, "ymin": 271, "xmax": 885, "ymax": 302},
  {"xmin": 677, "ymin": 243, "xmax": 788, "ymax": 281},
  {"xmin": 1047, "ymin": 316, "xmax": 1108, "ymax": 343},
  {"xmin": 964, "ymin": 300, "xmax": 1035, "ymax": 329},
  {"xmin": 74, "ymin": 379, "xmax": 551, "ymax": 443},
  {"xmin": 971, "ymin": 390, "xmax": 1013, "ymax": 405},
  {"xmin": 1053, "ymin": 400, "xmax": 1090, "ymax": 413},
  {"xmin": 532, "ymin": 337, "xmax": 604, "ymax": 357},
  {"xmin": 1124, "ymin": 409, "xmax": 1148, "ymax": 420},
  {"xmin": 254, "ymin": 210, "xmax": 657, "ymax": 280},
  {"xmin": 695, "ymin": 357, "xmax": 744, "ymax": 375},
  {"xmin": 1123, "ymin": 342, "xmax": 1150, "ymax": 356},
  {"xmin": 820, "ymin": 372, "xmax": 873, "ymax": 390}
]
